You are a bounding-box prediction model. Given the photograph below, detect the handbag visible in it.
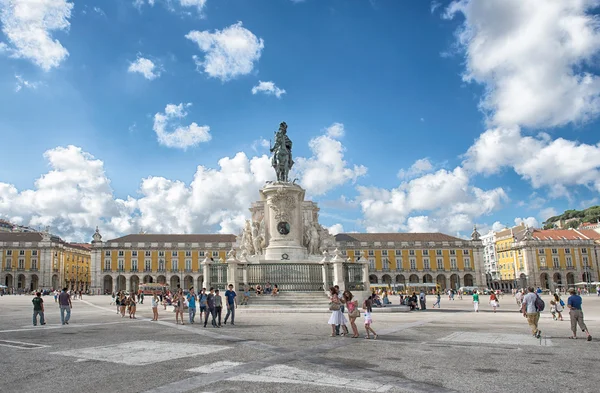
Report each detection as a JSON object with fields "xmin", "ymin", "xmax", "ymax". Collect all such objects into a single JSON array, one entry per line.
[
  {"xmin": 349, "ymin": 309, "xmax": 360, "ymax": 318},
  {"xmin": 329, "ymin": 302, "xmax": 341, "ymax": 311}
]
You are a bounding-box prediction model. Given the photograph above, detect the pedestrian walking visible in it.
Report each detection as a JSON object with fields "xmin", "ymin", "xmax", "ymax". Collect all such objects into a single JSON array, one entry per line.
[
  {"xmin": 344, "ymin": 290, "xmax": 360, "ymax": 338},
  {"xmin": 362, "ymin": 297, "xmax": 377, "ymax": 340},
  {"xmin": 128, "ymin": 293, "xmax": 137, "ymax": 319},
  {"xmin": 334, "ymin": 285, "xmax": 348, "ymax": 335},
  {"xmin": 32, "ymin": 292, "xmax": 45, "ymax": 326},
  {"xmin": 567, "ymin": 288, "xmax": 592, "ymax": 341},
  {"xmin": 521, "ymin": 287, "xmax": 542, "ymax": 338},
  {"xmin": 419, "ymin": 290, "xmax": 426, "ymax": 310},
  {"xmin": 223, "ymin": 284, "xmax": 237, "ymax": 326},
  {"xmin": 174, "ymin": 290, "xmax": 185, "ymax": 325},
  {"xmin": 53, "ymin": 290, "xmax": 58, "ymax": 303},
  {"xmin": 553, "ymin": 293, "xmax": 564, "ymax": 321},
  {"xmin": 214, "ymin": 289, "xmax": 223, "ymax": 327},
  {"xmin": 472, "ymin": 290, "xmax": 479, "ymax": 312},
  {"xmin": 58, "ymin": 287, "xmax": 72, "ymax": 325},
  {"xmin": 489, "ymin": 291, "xmax": 499, "ymax": 313},
  {"xmin": 186, "ymin": 287, "xmax": 197, "ymax": 324},
  {"xmin": 151, "ymin": 291, "xmax": 159, "ymax": 321},
  {"xmin": 433, "ymin": 292, "xmax": 441, "ymax": 308},
  {"xmin": 199, "ymin": 288, "xmax": 208, "ymax": 322},
  {"xmin": 327, "ymin": 287, "xmax": 346, "ymax": 337},
  {"xmin": 204, "ymin": 288, "xmax": 217, "ymax": 328}
]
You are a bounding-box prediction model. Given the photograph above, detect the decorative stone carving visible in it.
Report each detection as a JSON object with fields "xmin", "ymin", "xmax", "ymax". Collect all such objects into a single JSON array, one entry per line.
[
  {"xmin": 241, "ymin": 220, "xmax": 255, "ymax": 255},
  {"xmin": 251, "ymin": 221, "xmax": 264, "ymax": 255},
  {"xmin": 307, "ymin": 222, "xmax": 320, "ymax": 255},
  {"xmin": 269, "ymin": 188, "xmax": 297, "ymax": 224},
  {"xmin": 92, "ymin": 226, "xmax": 102, "ymax": 243},
  {"xmin": 471, "ymin": 225, "xmax": 481, "ymax": 241}
]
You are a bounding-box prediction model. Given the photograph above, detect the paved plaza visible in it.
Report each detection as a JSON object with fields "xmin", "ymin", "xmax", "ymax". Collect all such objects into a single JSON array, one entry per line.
[{"xmin": 1, "ymin": 293, "xmax": 599, "ymax": 393}]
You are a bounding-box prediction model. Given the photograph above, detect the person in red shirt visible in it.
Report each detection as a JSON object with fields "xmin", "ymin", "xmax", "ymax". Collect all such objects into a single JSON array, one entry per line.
[{"xmin": 490, "ymin": 291, "xmax": 499, "ymax": 313}]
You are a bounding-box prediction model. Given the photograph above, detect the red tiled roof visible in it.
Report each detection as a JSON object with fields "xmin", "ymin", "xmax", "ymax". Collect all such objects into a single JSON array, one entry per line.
[
  {"xmin": 577, "ymin": 229, "xmax": 600, "ymax": 240},
  {"xmin": 105, "ymin": 234, "xmax": 237, "ymax": 243},
  {"xmin": 531, "ymin": 229, "xmax": 588, "ymax": 241},
  {"xmin": 335, "ymin": 233, "xmax": 465, "ymax": 243}
]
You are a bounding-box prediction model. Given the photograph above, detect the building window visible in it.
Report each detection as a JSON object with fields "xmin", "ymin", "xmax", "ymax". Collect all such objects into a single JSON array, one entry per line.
[
  {"xmin": 5, "ymin": 259, "xmax": 11, "ymax": 269},
  {"xmin": 369, "ymin": 259, "xmax": 375, "ymax": 270},
  {"xmin": 583, "ymin": 256, "xmax": 589, "ymax": 267},
  {"xmin": 382, "ymin": 259, "xmax": 389, "ymax": 270},
  {"xmin": 368, "ymin": 250, "xmax": 374, "ymax": 257},
  {"xmin": 341, "ymin": 250, "xmax": 347, "ymax": 256},
  {"xmin": 463, "ymin": 250, "xmax": 470, "ymax": 255},
  {"xmin": 31, "ymin": 259, "xmax": 37, "ymax": 270},
  {"xmin": 564, "ymin": 248, "xmax": 570, "ymax": 254},
  {"xmin": 199, "ymin": 251, "xmax": 205, "ymax": 257},
  {"xmin": 354, "ymin": 250, "xmax": 361, "ymax": 257},
  {"xmin": 185, "ymin": 259, "xmax": 192, "ymax": 270},
  {"xmin": 118, "ymin": 250, "xmax": 124, "ymax": 257},
  {"xmin": 172, "ymin": 251, "xmax": 178, "ymax": 257},
  {"xmin": 395, "ymin": 257, "xmax": 402, "ymax": 269},
  {"xmin": 6, "ymin": 250, "xmax": 12, "ymax": 256},
  {"xmin": 464, "ymin": 258, "xmax": 471, "ymax": 268},
  {"xmin": 409, "ymin": 250, "xmax": 415, "ymax": 256},
  {"xmin": 212, "ymin": 251, "xmax": 219, "ymax": 258},
  {"xmin": 581, "ymin": 248, "xmax": 588, "ymax": 254},
  {"xmin": 19, "ymin": 250, "xmax": 25, "ymax": 256},
  {"xmin": 158, "ymin": 251, "xmax": 165, "ymax": 257},
  {"xmin": 132, "ymin": 260, "xmax": 138, "ymax": 271},
  {"xmin": 145, "ymin": 251, "xmax": 151, "ymax": 257},
  {"xmin": 436, "ymin": 249, "xmax": 442, "ymax": 256},
  {"xmin": 450, "ymin": 249, "xmax": 456, "ymax": 255},
  {"xmin": 538, "ymin": 249, "xmax": 544, "ymax": 255},
  {"xmin": 132, "ymin": 251, "xmax": 138, "ymax": 257},
  {"xmin": 423, "ymin": 258, "xmax": 430, "ymax": 270},
  {"xmin": 551, "ymin": 248, "xmax": 557, "ymax": 254},
  {"xmin": 450, "ymin": 258, "xmax": 457, "ymax": 270},
  {"xmin": 395, "ymin": 250, "xmax": 402, "ymax": 256},
  {"xmin": 410, "ymin": 258, "xmax": 416, "ymax": 270},
  {"xmin": 18, "ymin": 259, "xmax": 25, "ymax": 269},
  {"xmin": 104, "ymin": 260, "xmax": 111, "ymax": 270},
  {"xmin": 32, "ymin": 250, "xmax": 38, "ymax": 256},
  {"xmin": 172, "ymin": 260, "xmax": 178, "ymax": 270},
  {"xmin": 185, "ymin": 251, "xmax": 192, "ymax": 257},
  {"xmin": 118, "ymin": 260, "xmax": 124, "ymax": 271},
  {"xmin": 158, "ymin": 259, "xmax": 165, "ymax": 270},
  {"xmin": 382, "ymin": 250, "xmax": 388, "ymax": 256},
  {"xmin": 540, "ymin": 257, "xmax": 546, "ymax": 267},
  {"xmin": 104, "ymin": 250, "xmax": 111, "ymax": 256},
  {"xmin": 145, "ymin": 260, "xmax": 151, "ymax": 271},
  {"xmin": 423, "ymin": 250, "xmax": 429, "ymax": 256},
  {"xmin": 437, "ymin": 258, "xmax": 444, "ymax": 270},
  {"xmin": 552, "ymin": 257, "xmax": 560, "ymax": 269},
  {"xmin": 566, "ymin": 256, "xmax": 573, "ymax": 268}
]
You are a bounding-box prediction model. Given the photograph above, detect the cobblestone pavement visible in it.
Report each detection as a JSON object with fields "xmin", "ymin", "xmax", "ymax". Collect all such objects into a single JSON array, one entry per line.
[{"xmin": 1, "ymin": 293, "xmax": 599, "ymax": 393}]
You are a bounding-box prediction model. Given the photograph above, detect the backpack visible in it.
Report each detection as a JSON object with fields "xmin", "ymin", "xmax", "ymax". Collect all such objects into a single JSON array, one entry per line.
[
  {"xmin": 559, "ymin": 299, "xmax": 565, "ymax": 308},
  {"xmin": 535, "ymin": 294, "xmax": 545, "ymax": 312}
]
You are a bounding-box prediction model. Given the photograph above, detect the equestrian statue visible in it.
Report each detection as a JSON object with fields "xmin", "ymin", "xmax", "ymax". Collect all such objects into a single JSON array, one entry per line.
[{"xmin": 270, "ymin": 121, "xmax": 294, "ymax": 182}]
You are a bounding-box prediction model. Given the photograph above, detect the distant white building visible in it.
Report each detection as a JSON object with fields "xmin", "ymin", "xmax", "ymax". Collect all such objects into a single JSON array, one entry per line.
[{"xmin": 480, "ymin": 230, "xmax": 498, "ymax": 287}]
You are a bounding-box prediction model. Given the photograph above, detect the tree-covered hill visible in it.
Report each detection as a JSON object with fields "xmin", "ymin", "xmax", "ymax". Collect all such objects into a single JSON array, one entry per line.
[{"xmin": 543, "ymin": 206, "xmax": 600, "ymax": 229}]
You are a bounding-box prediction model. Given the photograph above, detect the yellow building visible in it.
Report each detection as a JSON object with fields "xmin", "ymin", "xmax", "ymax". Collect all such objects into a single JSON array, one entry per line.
[
  {"xmin": 90, "ymin": 229, "xmax": 235, "ymax": 294},
  {"xmin": 334, "ymin": 231, "xmax": 484, "ymax": 291},
  {"xmin": 0, "ymin": 230, "xmax": 91, "ymax": 292},
  {"xmin": 491, "ymin": 227, "xmax": 598, "ymax": 290}
]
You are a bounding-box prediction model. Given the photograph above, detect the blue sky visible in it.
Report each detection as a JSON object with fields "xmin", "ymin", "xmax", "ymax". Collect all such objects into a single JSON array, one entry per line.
[{"xmin": 0, "ymin": 0, "xmax": 599, "ymax": 242}]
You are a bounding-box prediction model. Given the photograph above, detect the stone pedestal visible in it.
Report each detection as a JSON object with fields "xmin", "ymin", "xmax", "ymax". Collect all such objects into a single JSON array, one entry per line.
[
  {"xmin": 261, "ymin": 182, "xmax": 308, "ymax": 261},
  {"xmin": 201, "ymin": 256, "xmax": 211, "ymax": 290}
]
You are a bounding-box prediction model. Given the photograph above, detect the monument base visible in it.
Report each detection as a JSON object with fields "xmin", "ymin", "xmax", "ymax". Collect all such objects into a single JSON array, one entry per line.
[{"xmin": 264, "ymin": 245, "xmax": 308, "ymax": 261}]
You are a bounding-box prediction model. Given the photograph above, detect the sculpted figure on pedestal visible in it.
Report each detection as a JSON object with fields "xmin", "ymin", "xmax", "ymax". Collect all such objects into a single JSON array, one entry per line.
[
  {"xmin": 307, "ymin": 222, "xmax": 320, "ymax": 255},
  {"xmin": 270, "ymin": 121, "xmax": 294, "ymax": 182},
  {"xmin": 251, "ymin": 221, "xmax": 264, "ymax": 255},
  {"xmin": 241, "ymin": 220, "xmax": 255, "ymax": 255}
]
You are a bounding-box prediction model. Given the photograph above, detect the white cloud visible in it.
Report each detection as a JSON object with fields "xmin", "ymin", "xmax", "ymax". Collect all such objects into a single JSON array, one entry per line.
[
  {"xmin": 295, "ymin": 124, "xmax": 367, "ymax": 196},
  {"xmin": 430, "ymin": 1, "xmax": 441, "ymax": 13},
  {"xmin": 514, "ymin": 217, "xmax": 539, "ymax": 228},
  {"xmin": 397, "ymin": 158, "xmax": 434, "ymax": 179},
  {"xmin": 153, "ymin": 103, "xmax": 211, "ymax": 149},
  {"xmin": 325, "ymin": 123, "xmax": 344, "ymax": 138},
  {"xmin": 326, "ymin": 223, "xmax": 344, "ymax": 236},
  {"xmin": 134, "ymin": 0, "xmax": 204, "ymax": 11},
  {"xmin": 179, "ymin": 0, "xmax": 206, "ymax": 11},
  {"xmin": 357, "ymin": 167, "xmax": 508, "ymax": 235},
  {"xmin": 250, "ymin": 138, "xmax": 270, "ymax": 152},
  {"xmin": 491, "ymin": 221, "xmax": 505, "ymax": 232},
  {"xmin": 14, "ymin": 74, "xmax": 41, "ymax": 92},
  {"xmin": 446, "ymin": 0, "xmax": 600, "ymax": 129},
  {"xmin": 251, "ymin": 80, "xmax": 286, "ymax": 98},
  {"xmin": 93, "ymin": 6, "xmax": 105, "ymax": 16},
  {"xmin": 463, "ymin": 126, "xmax": 600, "ymax": 196},
  {"xmin": 0, "ymin": 0, "xmax": 74, "ymax": 71},
  {"xmin": 186, "ymin": 22, "xmax": 264, "ymax": 81},
  {"xmin": 539, "ymin": 207, "xmax": 559, "ymax": 223},
  {"xmin": 128, "ymin": 56, "xmax": 161, "ymax": 80}
]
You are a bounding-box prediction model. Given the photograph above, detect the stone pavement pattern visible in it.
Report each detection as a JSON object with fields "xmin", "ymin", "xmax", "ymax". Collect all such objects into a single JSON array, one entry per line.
[{"xmin": 0, "ymin": 294, "xmax": 599, "ymax": 393}]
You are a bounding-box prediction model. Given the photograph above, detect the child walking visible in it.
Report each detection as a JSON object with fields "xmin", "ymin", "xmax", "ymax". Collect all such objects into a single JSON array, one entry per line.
[{"xmin": 363, "ymin": 297, "xmax": 377, "ymax": 340}]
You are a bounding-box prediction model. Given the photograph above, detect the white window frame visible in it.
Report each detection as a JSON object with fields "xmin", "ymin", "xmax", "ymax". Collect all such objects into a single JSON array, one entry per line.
[
  {"xmin": 382, "ymin": 250, "xmax": 388, "ymax": 256},
  {"xmin": 5, "ymin": 258, "xmax": 11, "ymax": 269},
  {"xmin": 31, "ymin": 250, "xmax": 38, "ymax": 256},
  {"xmin": 450, "ymin": 258, "xmax": 457, "ymax": 270},
  {"xmin": 104, "ymin": 260, "xmax": 111, "ymax": 270},
  {"xmin": 410, "ymin": 258, "xmax": 416, "ymax": 270},
  {"xmin": 437, "ymin": 258, "xmax": 444, "ymax": 270},
  {"xmin": 145, "ymin": 259, "xmax": 151, "ymax": 271},
  {"xmin": 132, "ymin": 251, "xmax": 138, "ymax": 257},
  {"xmin": 31, "ymin": 259, "xmax": 37, "ymax": 270},
  {"xmin": 395, "ymin": 250, "xmax": 402, "ymax": 256},
  {"xmin": 583, "ymin": 256, "xmax": 589, "ymax": 267},
  {"xmin": 552, "ymin": 257, "xmax": 559, "ymax": 268},
  {"xmin": 551, "ymin": 248, "xmax": 558, "ymax": 254},
  {"xmin": 422, "ymin": 249, "xmax": 429, "ymax": 256},
  {"xmin": 464, "ymin": 257, "xmax": 471, "ymax": 268},
  {"xmin": 118, "ymin": 250, "xmax": 124, "ymax": 257},
  {"xmin": 409, "ymin": 249, "xmax": 415, "ymax": 256},
  {"xmin": 185, "ymin": 259, "xmax": 192, "ymax": 270},
  {"xmin": 6, "ymin": 250, "xmax": 12, "ymax": 256},
  {"xmin": 19, "ymin": 250, "xmax": 25, "ymax": 256},
  {"xmin": 436, "ymin": 249, "xmax": 442, "ymax": 256},
  {"xmin": 185, "ymin": 251, "xmax": 192, "ymax": 257},
  {"xmin": 172, "ymin": 251, "xmax": 178, "ymax": 257},
  {"xmin": 540, "ymin": 256, "xmax": 546, "ymax": 267},
  {"xmin": 450, "ymin": 249, "xmax": 456, "ymax": 256},
  {"xmin": 145, "ymin": 251, "xmax": 151, "ymax": 257},
  {"xmin": 158, "ymin": 259, "xmax": 165, "ymax": 270},
  {"xmin": 423, "ymin": 258, "xmax": 430, "ymax": 270},
  {"xmin": 382, "ymin": 259, "xmax": 389, "ymax": 270},
  {"xmin": 212, "ymin": 251, "xmax": 219, "ymax": 258},
  {"xmin": 172, "ymin": 260, "xmax": 178, "ymax": 270},
  {"xmin": 132, "ymin": 259, "xmax": 138, "ymax": 271},
  {"xmin": 369, "ymin": 259, "xmax": 375, "ymax": 270},
  {"xmin": 581, "ymin": 248, "xmax": 587, "ymax": 254},
  {"xmin": 463, "ymin": 249, "xmax": 470, "ymax": 255},
  {"xmin": 368, "ymin": 250, "xmax": 374, "ymax": 257},
  {"xmin": 198, "ymin": 251, "xmax": 205, "ymax": 257},
  {"xmin": 564, "ymin": 248, "xmax": 570, "ymax": 254},
  {"xmin": 566, "ymin": 256, "xmax": 573, "ymax": 267},
  {"xmin": 118, "ymin": 260, "xmax": 124, "ymax": 270},
  {"xmin": 538, "ymin": 249, "xmax": 544, "ymax": 255},
  {"xmin": 158, "ymin": 251, "xmax": 165, "ymax": 257},
  {"xmin": 18, "ymin": 258, "xmax": 25, "ymax": 269},
  {"xmin": 105, "ymin": 250, "xmax": 111, "ymax": 256}
]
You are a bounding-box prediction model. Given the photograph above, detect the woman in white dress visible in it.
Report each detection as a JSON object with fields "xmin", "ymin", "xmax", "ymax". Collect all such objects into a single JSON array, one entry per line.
[{"xmin": 328, "ymin": 287, "xmax": 347, "ymax": 337}]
